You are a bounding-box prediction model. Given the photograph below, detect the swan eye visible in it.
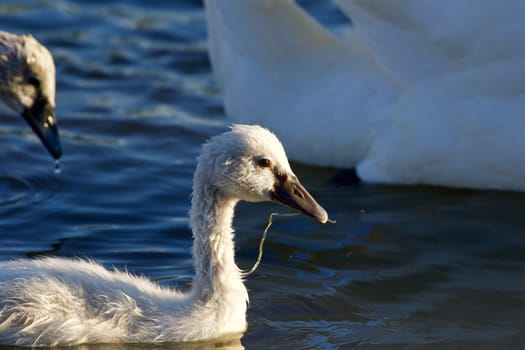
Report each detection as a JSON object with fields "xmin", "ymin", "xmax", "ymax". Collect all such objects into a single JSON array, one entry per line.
[
  {"xmin": 257, "ymin": 158, "xmax": 272, "ymax": 168},
  {"xmin": 28, "ymin": 76, "xmax": 40, "ymax": 89}
]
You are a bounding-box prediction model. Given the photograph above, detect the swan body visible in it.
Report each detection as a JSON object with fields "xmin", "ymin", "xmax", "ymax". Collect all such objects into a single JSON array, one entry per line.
[
  {"xmin": 0, "ymin": 124, "xmax": 327, "ymax": 347},
  {"xmin": 0, "ymin": 31, "xmax": 61, "ymax": 159},
  {"xmin": 204, "ymin": 0, "xmax": 525, "ymax": 191}
]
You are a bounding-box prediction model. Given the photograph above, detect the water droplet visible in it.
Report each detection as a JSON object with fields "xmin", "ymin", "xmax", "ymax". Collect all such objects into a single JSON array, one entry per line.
[{"xmin": 54, "ymin": 159, "xmax": 61, "ymax": 174}]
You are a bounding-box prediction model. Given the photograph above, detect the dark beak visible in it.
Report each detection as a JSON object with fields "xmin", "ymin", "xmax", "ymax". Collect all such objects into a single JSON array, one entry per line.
[
  {"xmin": 270, "ymin": 170, "xmax": 328, "ymax": 224},
  {"xmin": 22, "ymin": 94, "xmax": 62, "ymax": 160}
]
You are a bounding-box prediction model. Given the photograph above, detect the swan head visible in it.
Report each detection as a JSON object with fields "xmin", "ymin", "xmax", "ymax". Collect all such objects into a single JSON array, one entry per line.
[
  {"xmin": 195, "ymin": 124, "xmax": 328, "ymax": 223},
  {"xmin": 0, "ymin": 31, "xmax": 61, "ymax": 159}
]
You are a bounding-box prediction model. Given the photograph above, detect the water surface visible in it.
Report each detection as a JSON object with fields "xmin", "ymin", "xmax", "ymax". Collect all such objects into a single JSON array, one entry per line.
[{"xmin": 1, "ymin": 1, "xmax": 524, "ymax": 349}]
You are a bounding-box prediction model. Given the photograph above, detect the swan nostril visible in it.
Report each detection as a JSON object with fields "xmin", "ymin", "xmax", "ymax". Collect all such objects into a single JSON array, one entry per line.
[
  {"xmin": 273, "ymin": 167, "xmax": 288, "ymax": 182},
  {"xmin": 294, "ymin": 188, "xmax": 304, "ymax": 198}
]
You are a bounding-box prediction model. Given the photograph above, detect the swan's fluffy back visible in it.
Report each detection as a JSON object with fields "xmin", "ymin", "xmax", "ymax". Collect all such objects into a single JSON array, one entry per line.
[{"xmin": 0, "ymin": 258, "xmax": 188, "ymax": 346}]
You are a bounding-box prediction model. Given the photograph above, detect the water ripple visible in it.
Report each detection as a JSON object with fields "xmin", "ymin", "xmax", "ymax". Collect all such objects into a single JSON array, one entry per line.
[
  {"xmin": 0, "ymin": 173, "xmax": 61, "ymax": 209},
  {"xmin": 0, "ymin": 174, "xmax": 32, "ymax": 207}
]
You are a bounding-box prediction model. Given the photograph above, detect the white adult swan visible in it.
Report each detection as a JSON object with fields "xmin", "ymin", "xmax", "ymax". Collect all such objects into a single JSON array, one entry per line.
[
  {"xmin": 204, "ymin": 0, "xmax": 525, "ymax": 191},
  {"xmin": 0, "ymin": 124, "xmax": 328, "ymax": 347},
  {"xmin": 0, "ymin": 31, "xmax": 61, "ymax": 159}
]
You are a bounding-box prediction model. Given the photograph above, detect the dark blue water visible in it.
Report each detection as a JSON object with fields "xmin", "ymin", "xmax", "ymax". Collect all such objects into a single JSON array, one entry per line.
[{"xmin": 1, "ymin": 1, "xmax": 524, "ymax": 349}]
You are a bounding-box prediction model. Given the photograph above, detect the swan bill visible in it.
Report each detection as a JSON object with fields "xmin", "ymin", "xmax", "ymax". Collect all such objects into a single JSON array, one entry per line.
[
  {"xmin": 22, "ymin": 94, "xmax": 62, "ymax": 160},
  {"xmin": 270, "ymin": 175, "xmax": 328, "ymax": 224}
]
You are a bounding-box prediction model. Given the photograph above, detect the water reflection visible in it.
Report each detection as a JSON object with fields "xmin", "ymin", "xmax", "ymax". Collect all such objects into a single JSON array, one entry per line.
[{"xmin": 0, "ymin": 334, "xmax": 244, "ymax": 350}]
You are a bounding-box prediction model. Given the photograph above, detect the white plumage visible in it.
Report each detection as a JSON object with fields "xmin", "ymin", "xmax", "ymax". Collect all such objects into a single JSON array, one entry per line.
[
  {"xmin": 204, "ymin": 0, "xmax": 525, "ymax": 191},
  {"xmin": 0, "ymin": 124, "xmax": 327, "ymax": 347}
]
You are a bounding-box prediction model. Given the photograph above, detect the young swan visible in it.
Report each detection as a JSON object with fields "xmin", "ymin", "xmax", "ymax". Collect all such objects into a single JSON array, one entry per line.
[
  {"xmin": 0, "ymin": 31, "xmax": 61, "ymax": 159},
  {"xmin": 0, "ymin": 125, "xmax": 327, "ymax": 347}
]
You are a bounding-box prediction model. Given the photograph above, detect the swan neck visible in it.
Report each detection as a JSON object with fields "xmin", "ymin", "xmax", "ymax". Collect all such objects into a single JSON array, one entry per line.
[{"xmin": 189, "ymin": 183, "xmax": 246, "ymax": 301}]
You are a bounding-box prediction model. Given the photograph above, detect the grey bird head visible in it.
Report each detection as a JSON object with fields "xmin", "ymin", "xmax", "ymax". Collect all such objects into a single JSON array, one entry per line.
[{"xmin": 0, "ymin": 31, "xmax": 61, "ymax": 159}]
